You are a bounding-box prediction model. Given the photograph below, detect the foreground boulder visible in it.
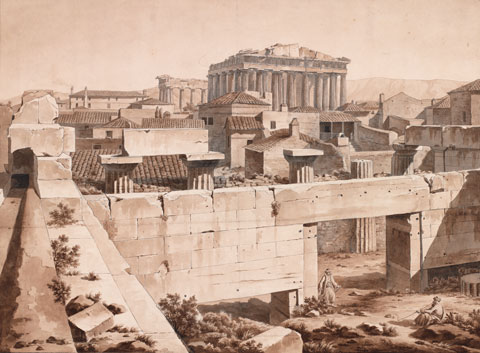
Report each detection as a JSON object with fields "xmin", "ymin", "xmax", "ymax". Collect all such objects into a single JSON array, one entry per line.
[
  {"xmin": 66, "ymin": 295, "xmax": 94, "ymax": 316},
  {"xmin": 246, "ymin": 326, "xmax": 303, "ymax": 353}
]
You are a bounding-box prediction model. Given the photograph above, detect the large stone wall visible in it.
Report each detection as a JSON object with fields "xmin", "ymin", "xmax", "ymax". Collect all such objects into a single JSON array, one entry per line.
[
  {"xmin": 350, "ymin": 151, "xmax": 394, "ymax": 175},
  {"xmin": 355, "ymin": 124, "xmax": 397, "ymax": 151}
]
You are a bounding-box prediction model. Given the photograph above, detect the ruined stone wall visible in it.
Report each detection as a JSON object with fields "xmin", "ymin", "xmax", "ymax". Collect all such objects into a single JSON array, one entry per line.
[
  {"xmin": 245, "ymin": 149, "xmax": 264, "ymax": 178},
  {"xmin": 450, "ymin": 92, "xmax": 471, "ymax": 124},
  {"xmin": 350, "ymin": 151, "xmax": 394, "ymax": 175},
  {"xmin": 355, "ymin": 124, "xmax": 397, "ymax": 151}
]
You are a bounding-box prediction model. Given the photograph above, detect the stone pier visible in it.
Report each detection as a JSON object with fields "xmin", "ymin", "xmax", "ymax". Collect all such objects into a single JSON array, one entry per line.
[
  {"xmin": 391, "ymin": 143, "xmax": 418, "ymax": 176},
  {"xmin": 284, "ymin": 149, "xmax": 323, "ymax": 184},
  {"xmin": 351, "ymin": 159, "xmax": 377, "ymax": 253},
  {"xmin": 98, "ymin": 154, "xmax": 142, "ymax": 194},
  {"xmin": 180, "ymin": 152, "xmax": 224, "ymax": 190}
]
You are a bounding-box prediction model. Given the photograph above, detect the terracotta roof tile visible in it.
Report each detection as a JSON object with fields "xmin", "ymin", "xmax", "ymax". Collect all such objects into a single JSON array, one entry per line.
[
  {"xmin": 57, "ymin": 110, "xmax": 116, "ymax": 124},
  {"xmin": 102, "ymin": 117, "xmax": 139, "ymax": 128},
  {"xmin": 142, "ymin": 118, "xmax": 205, "ymax": 129},
  {"xmin": 317, "ymin": 112, "xmax": 360, "ymax": 122},
  {"xmin": 72, "ymin": 149, "xmax": 187, "ymax": 190},
  {"xmin": 70, "ymin": 89, "xmax": 145, "ymax": 98},
  {"xmin": 336, "ymin": 102, "xmax": 368, "ymax": 112},
  {"xmin": 245, "ymin": 129, "xmax": 324, "ymax": 152},
  {"xmin": 225, "ymin": 116, "xmax": 264, "ymax": 130},
  {"xmin": 431, "ymin": 96, "xmax": 450, "ymax": 109},
  {"xmin": 207, "ymin": 92, "xmax": 270, "ymax": 106},
  {"xmin": 289, "ymin": 106, "xmax": 323, "ymax": 113},
  {"xmin": 449, "ymin": 79, "xmax": 480, "ymax": 94}
]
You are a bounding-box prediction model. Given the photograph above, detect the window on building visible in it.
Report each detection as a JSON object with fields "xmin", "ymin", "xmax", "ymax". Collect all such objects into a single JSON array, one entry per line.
[
  {"xmin": 207, "ymin": 117, "xmax": 213, "ymax": 125},
  {"xmin": 201, "ymin": 117, "xmax": 207, "ymax": 125},
  {"xmin": 116, "ymin": 97, "xmax": 118, "ymax": 101},
  {"xmin": 324, "ymin": 125, "xmax": 331, "ymax": 133},
  {"xmin": 463, "ymin": 112, "xmax": 467, "ymax": 123},
  {"xmin": 106, "ymin": 131, "xmax": 113, "ymax": 138},
  {"xmin": 270, "ymin": 121, "xmax": 276, "ymax": 129},
  {"xmin": 93, "ymin": 144, "xmax": 102, "ymax": 150},
  {"xmin": 107, "ymin": 103, "xmax": 111, "ymax": 109},
  {"xmin": 88, "ymin": 103, "xmax": 91, "ymax": 108},
  {"xmin": 247, "ymin": 139, "xmax": 253, "ymax": 145},
  {"xmin": 75, "ymin": 103, "xmax": 79, "ymax": 108}
]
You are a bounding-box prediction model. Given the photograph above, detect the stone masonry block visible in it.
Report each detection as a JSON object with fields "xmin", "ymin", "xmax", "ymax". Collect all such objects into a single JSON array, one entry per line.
[
  {"xmin": 137, "ymin": 215, "xmax": 190, "ymax": 238},
  {"xmin": 163, "ymin": 190, "xmax": 212, "ymax": 216},
  {"xmin": 254, "ymin": 186, "xmax": 275, "ymax": 209},
  {"xmin": 276, "ymin": 239, "xmax": 304, "ymax": 257},
  {"xmin": 237, "ymin": 208, "xmax": 275, "ymax": 229},
  {"xmin": 106, "ymin": 218, "xmax": 137, "ymax": 240},
  {"xmin": 165, "ymin": 232, "xmax": 214, "ymax": 254},
  {"xmin": 213, "ymin": 229, "xmax": 256, "ymax": 248},
  {"xmin": 34, "ymin": 154, "xmax": 72, "ymax": 180},
  {"xmin": 109, "ymin": 194, "xmax": 163, "ymax": 220},
  {"xmin": 114, "ymin": 237, "xmax": 164, "ymax": 258},
  {"xmin": 191, "ymin": 246, "xmax": 238, "ymax": 268},
  {"xmin": 9, "ymin": 124, "xmax": 64, "ymax": 157},
  {"xmin": 238, "ymin": 243, "xmax": 276, "ymax": 262},
  {"xmin": 63, "ymin": 127, "xmax": 75, "ymax": 153},
  {"xmin": 256, "ymin": 225, "xmax": 303, "ymax": 243},
  {"xmin": 190, "ymin": 211, "xmax": 237, "ymax": 233},
  {"xmin": 213, "ymin": 187, "xmax": 255, "ymax": 212},
  {"xmin": 13, "ymin": 94, "xmax": 58, "ymax": 124}
]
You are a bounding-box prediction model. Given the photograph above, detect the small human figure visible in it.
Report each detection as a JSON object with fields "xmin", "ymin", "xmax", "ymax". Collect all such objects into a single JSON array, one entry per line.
[
  {"xmin": 414, "ymin": 296, "xmax": 445, "ymax": 326},
  {"xmin": 318, "ymin": 268, "xmax": 341, "ymax": 307}
]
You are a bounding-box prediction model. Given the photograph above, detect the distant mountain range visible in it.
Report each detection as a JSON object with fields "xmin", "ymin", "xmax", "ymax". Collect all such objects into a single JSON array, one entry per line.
[{"xmin": 346, "ymin": 78, "xmax": 466, "ymax": 102}]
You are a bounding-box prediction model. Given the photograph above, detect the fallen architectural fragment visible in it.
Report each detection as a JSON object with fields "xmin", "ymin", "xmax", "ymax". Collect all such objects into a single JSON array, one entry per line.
[{"xmin": 68, "ymin": 302, "xmax": 114, "ymax": 342}]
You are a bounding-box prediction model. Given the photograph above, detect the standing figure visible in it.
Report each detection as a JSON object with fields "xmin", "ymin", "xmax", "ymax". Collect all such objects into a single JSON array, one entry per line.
[
  {"xmin": 318, "ymin": 268, "xmax": 340, "ymax": 307},
  {"xmin": 414, "ymin": 296, "xmax": 444, "ymax": 326}
]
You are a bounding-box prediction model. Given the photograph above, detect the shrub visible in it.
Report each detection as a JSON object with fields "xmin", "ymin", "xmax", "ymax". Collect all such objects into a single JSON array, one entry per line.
[
  {"xmin": 445, "ymin": 310, "xmax": 480, "ymax": 336},
  {"xmin": 135, "ymin": 334, "xmax": 155, "ymax": 348},
  {"xmin": 158, "ymin": 293, "xmax": 201, "ymax": 339},
  {"xmin": 271, "ymin": 201, "xmax": 280, "ymax": 217},
  {"xmin": 107, "ymin": 325, "xmax": 138, "ymax": 334},
  {"xmin": 47, "ymin": 278, "xmax": 71, "ymax": 305},
  {"xmin": 86, "ymin": 292, "xmax": 102, "ymax": 303},
  {"xmin": 304, "ymin": 340, "xmax": 337, "ymax": 353},
  {"xmin": 47, "ymin": 202, "xmax": 76, "ymax": 227},
  {"xmin": 51, "ymin": 235, "xmax": 80, "ymax": 275},
  {"xmin": 293, "ymin": 296, "xmax": 332, "ymax": 317},
  {"xmin": 81, "ymin": 272, "xmax": 100, "ymax": 281}
]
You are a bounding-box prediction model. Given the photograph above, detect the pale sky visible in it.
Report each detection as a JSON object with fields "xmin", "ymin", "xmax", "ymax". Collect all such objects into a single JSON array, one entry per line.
[{"xmin": 1, "ymin": 0, "xmax": 479, "ymax": 100}]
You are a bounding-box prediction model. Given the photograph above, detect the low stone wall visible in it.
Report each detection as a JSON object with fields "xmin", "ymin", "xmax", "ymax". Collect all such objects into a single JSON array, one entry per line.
[
  {"xmin": 351, "ymin": 151, "xmax": 394, "ymax": 174},
  {"xmin": 355, "ymin": 125, "xmax": 397, "ymax": 151}
]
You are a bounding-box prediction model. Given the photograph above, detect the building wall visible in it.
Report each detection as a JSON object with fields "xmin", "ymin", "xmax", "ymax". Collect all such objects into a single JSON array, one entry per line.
[
  {"xmin": 245, "ymin": 149, "xmax": 264, "ymax": 177},
  {"xmin": 0, "ymin": 106, "xmax": 13, "ymax": 172},
  {"xmin": 92, "ymin": 127, "xmax": 124, "ymax": 139},
  {"xmin": 227, "ymin": 131, "xmax": 262, "ymax": 168},
  {"xmin": 118, "ymin": 108, "xmax": 155, "ymax": 126},
  {"xmin": 471, "ymin": 94, "xmax": 480, "ymax": 124},
  {"xmin": 87, "ymin": 170, "xmax": 480, "ymax": 300},
  {"xmin": 450, "ymin": 92, "xmax": 471, "ymax": 124},
  {"xmin": 260, "ymin": 111, "xmax": 320, "ymax": 139},
  {"xmin": 70, "ymin": 96, "xmax": 142, "ymax": 110},
  {"xmin": 351, "ymin": 151, "xmax": 395, "ymax": 175},
  {"xmin": 263, "ymin": 138, "xmax": 310, "ymax": 178},
  {"xmin": 382, "ymin": 93, "xmax": 431, "ymax": 121},
  {"xmin": 355, "ymin": 124, "xmax": 397, "ymax": 151},
  {"xmin": 75, "ymin": 138, "xmax": 123, "ymax": 151}
]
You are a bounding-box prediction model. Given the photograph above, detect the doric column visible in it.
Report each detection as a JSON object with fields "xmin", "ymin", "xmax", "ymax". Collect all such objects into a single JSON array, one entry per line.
[
  {"xmin": 98, "ymin": 154, "xmax": 142, "ymax": 194},
  {"xmin": 201, "ymin": 89, "xmax": 206, "ymax": 104},
  {"xmin": 257, "ymin": 70, "xmax": 264, "ymax": 95},
  {"xmin": 233, "ymin": 70, "xmax": 240, "ymax": 92},
  {"xmin": 281, "ymin": 71, "xmax": 288, "ymax": 106},
  {"xmin": 314, "ymin": 74, "xmax": 322, "ymax": 110},
  {"xmin": 190, "ymin": 88, "xmax": 194, "ymax": 105},
  {"xmin": 180, "ymin": 152, "xmax": 225, "ymax": 191},
  {"xmin": 241, "ymin": 70, "xmax": 249, "ymax": 91},
  {"xmin": 287, "ymin": 71, "xmax": 298, "ymax": 108},
  {"xmin": 322, "ymin": 74, "xmax": 329, "ymax": 111},
  {"xmin": 302, "ymin": 73, "xmax": 310, "ymax": 107},
  {"xmin": 227, "ymin": 71, "xmax": 234, "ymax": 93},
  {"xmin": 179, "ymin": 88, "xmax": 185, "ymax": 112},
  {"xmin": 329, "ymin": 73, "xmax": 337, "ymax": 110},
  {"xmin": 207, "ymin": 75, "xmax": 213, "ymax": 102},
  {"xmin": 340, "ymin": 73, "xmax": 347, "ymax": 106},
  {"xmin": 167, "ymin": 87, "xmax": 172, "ymax": 103},
  {"xmin": 265, "ymin": 70, "xmax": 273, "ymax": 93},
  {"xmin": 213, "ymin": 74, "xmax": 219, "ymax": 99},
  {"xmin": 283, "ymin": 149, "xmax": 323, "ymax": 184},
  {"xmin": 351, "ymin": 159, "xmax": 376, "ymax": 253},
  {"xmin": 391, "ymin": 143, "xmax": 418, "ymax": 175},
  {"xmin": 221, "ymin": 72, "xmax": 228, "ymax": 96},
  {"xmin": 248, "ymin": 69, "xmax": 257, "ymax": 91},
  {"xmin": 272, "ymin": 72, "xmax": 280, "ymax": 111}
]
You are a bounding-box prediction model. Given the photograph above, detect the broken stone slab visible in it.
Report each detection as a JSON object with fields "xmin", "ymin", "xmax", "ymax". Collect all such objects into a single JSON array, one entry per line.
[
  {"xmin": 246, "ymin": 326, "xmax": 303, "ymax": 353},
  {"xmin": 66, "ymin": 295, "xmax": 95, "ymax": 316},
  {"xmin": 34, "ymin": 154, "xmax": 72, "ymax": 180},
  {"xmin": 68, "ymin": 302, "xmax": 114, "ymax": 342},
  {"xmin": 13, "ymin": 94, "xmax": 58, "ymax": 124},
  {"xmin": 9, "ymin": 124, "xmax": 65, "ymax": 157}
]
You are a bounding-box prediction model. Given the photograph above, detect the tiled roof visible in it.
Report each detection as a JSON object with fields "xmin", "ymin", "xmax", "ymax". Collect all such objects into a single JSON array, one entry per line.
[
  {"xmin": 142, "ymin": 118, "xmax": 205, "ymax": 129},
  {"xmin": 131, "ymin": 98, "xmax": 170, "ymax": 105},
  {"xmin": 70, "ymin": 89, "xmax": 145, "ymax": 98},
  {"xmin": 431, "ymin": 96, "xmax": 450, "ymax": 109},
  {"xmin": 225, "ymin": 116, "xmax": 264, "ymax": 130},
  {"xmin": 102, "ymin": 117, "xmax": 139, "ymax": 128},
  {"xmin": 289, "ymin": 106, "xmax": 323, "ymax": 113},
  {"xmin": 57, "ymin": 110, "xmax": 116, "ymax": 124},
  {"xmin": 207, "ymin": 92, "xmax": 270, "ymax": 106},
  {"xmin": 336, "ymin": 102, "xmax": 368, "ymax": 112},
  {"xmin": 72, "ymin": 149, "xmax": 187, "ymax": 190},
  {"xmin": 245, "ymin": 129, "xmax": 323, "ymax": 153},
  {"xmin": 449, "ymin": 79, "xmax": 480, "ymax": 94},
  {"xmin": 358, "ymin": 101, "xmax": 379, "ymax": 110},
  {"xmin": 317, "ymin": 112, "xmax": 360, "ymax": 122}
]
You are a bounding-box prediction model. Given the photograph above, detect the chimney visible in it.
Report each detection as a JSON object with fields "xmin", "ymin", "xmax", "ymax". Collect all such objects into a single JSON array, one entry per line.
[
  {"xmin": 431, "ymin": 98, "xmax": 436, "ymax": 106},
  {"xmin": 84, "ymin": 86, "xmax": 88, "ymax": 108},
  {"xmin": 379, "ymin": 93, "xmax": 384, "ymax": 104},
  {"xmin": 70, "ymin": 86, "xmax": 74, "ymax": 95},
  {"xmin": 289, "ymin": 118, "xmax": 300, "ymax": 138}
]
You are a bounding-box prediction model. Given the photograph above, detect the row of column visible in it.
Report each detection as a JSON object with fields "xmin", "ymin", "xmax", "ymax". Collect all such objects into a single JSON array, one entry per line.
[
  {"xmin": 159, "ymin": 87, "xmax": 207, "ymax": 108},
  {"xmin": 105, "ymin": 170, "xmax": 135, "ymax": 194},
  {"xmin": 208, "ymin": 69, "xmax": 346, "ymax": 111}
]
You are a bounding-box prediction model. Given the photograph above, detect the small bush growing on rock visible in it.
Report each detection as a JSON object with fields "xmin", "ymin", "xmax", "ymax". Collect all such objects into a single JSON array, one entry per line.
[
  {"xmin": 47, "ymin": 279, "xmax": 71, "ymax": 305},
  {"xmin": 135, "ymin": 334, "xmax": 155, "ymax": 348},
  {"xmin": 47, "ymin": 202, "xmax": 76, "ymax": 227},
  {"xmin": 81, "ymin": 272, "xmax": 100, "ymax": 281},
  {"xmin": 86, "ymin": 292, "xmax": 102, "ymax": 303},
  {"xmin": 51, "ymin": 235, "xmax": 80, "ymax": 275},
  {"xmin": 158, "ymin": 293, "xmax": 201, "ymax": 339},
  {"xmin": 446, "ymin": 310, "xmax": 480, "ymax": 336},
  {"xmin": 108, "ymin": 325, "xmax": 138, "ymax": 334},
  {"xmin": 304, "ymin": 340, "xmax": 337, "ymax": 353},
  {"xmin": 293, "ymin": 296, "xmax": 332, "ymax": 317}
]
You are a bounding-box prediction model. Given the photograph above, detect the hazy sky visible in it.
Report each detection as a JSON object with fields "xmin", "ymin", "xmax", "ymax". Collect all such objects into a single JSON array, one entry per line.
[{"xmin": 1, "ymin": 0, "xmax": 479, "ymax": 99}]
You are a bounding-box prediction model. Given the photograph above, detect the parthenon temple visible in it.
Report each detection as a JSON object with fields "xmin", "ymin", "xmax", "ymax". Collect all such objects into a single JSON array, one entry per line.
[{"xmin": 207, "ymin": 43, "xmax": 350, "ymax": 111}]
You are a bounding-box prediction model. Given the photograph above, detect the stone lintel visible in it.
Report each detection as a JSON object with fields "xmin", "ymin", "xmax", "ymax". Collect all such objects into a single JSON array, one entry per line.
[
  {"xmin": 97, "ymin": 154, "xmax": 143, "ymax": 165},
  {"xmin": 181, "ymin": 152, "xmax": 225, "ymax": 162},
  {"xmin": 392, "ymin": 143, "xmax": 420, "ymax": 154},
  {"xmin": 283, "ymin": 149, "xmax": 323, "ymax": 157}
]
